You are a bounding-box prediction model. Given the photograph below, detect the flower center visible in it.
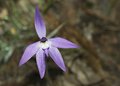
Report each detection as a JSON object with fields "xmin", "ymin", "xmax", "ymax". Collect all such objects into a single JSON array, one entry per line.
[
  {"xmin": 39, "ymin": 38, "xmax": 51, "ymax": 49},
  {"xmin": 40, "ymin": 37, "xmax": 47, "ymax": 42}
]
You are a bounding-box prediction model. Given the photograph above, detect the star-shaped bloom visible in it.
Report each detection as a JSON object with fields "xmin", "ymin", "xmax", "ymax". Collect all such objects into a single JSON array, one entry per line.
[{"xmin": 19, "ymin": 6, "xmax": 79, "ymax": 79}]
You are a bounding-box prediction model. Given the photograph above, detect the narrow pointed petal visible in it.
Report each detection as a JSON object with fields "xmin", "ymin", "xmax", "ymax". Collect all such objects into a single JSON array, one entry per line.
[
  {"xmin": 34, "ymin": 6, "xmax": 46, "ymax": 38},
  {"xmin": 36, "ymin": 49, "xmax": 46, "ymax": 79},
  {"xmin": 44, "ymin": 49, "xmax": 49, "ymax": 57},
  {"xmin": 49, "ymin": 37, "xmax": 79, "ymax": 48},
  {"xmin": 48, "ymin": 47, "xmax": 66, "ymax": 71},
  {"xmin": 19, "ymin": 42, "xmax": 40, "ymax": 66}
]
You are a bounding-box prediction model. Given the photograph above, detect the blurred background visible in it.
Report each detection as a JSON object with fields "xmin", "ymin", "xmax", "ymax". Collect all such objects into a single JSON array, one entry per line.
[{"xmin": 0, "ymin": 0, "xmax": 120, "ymax": 86}]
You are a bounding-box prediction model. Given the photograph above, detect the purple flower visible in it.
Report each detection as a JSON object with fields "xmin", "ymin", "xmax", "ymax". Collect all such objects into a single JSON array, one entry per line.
[{"xmin": 19, "ymin": 6, "xmax": 79, "ymax": 79}]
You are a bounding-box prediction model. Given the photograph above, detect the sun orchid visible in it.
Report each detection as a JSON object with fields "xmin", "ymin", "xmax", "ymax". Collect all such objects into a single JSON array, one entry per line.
[{"xmin": 19, "ymin": 6, "xmax": 79, "ymax": 79}]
